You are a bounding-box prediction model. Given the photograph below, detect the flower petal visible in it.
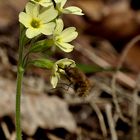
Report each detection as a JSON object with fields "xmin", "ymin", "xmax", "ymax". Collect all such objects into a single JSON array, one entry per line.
[
  {"xmin": 54, "ymin": 0, "xmax": 66, "ymax": 5},
  {"xmin": 33, "ymin": 4, "xmax": 40, "ymax": 17},
  {"xmin": 40, "ymin": 22, "xmax": 55, "ymax": 35},
  {"xmin": 31, "ymin": 0, "xmax": 53, "ymax": 7},
  {"xmin": 51, "ymin": 73, "xmax": 59, "ymax": 88},
  {"xmin": 25, "ymin": 2, "xmax": 35, "ymax": 16},
  {"xmin": 63, "ymin": 6, "xmax": 84, "ymax": 15},
  {"xmin": 54, "ymin": 18, "xmax": 64, "ymax": 35},
  {"xmin": 56, "ymin": 58, "xmax": 76, "ymax": 68},
  {"xmin": 60, "ymin": 27, "xmax": 78, "ymax": 42},
  {"xmin": 60, "ymin": 0, "xmax": 67, "ymax": 9},
  {"xmin": 39, "ymin": 6, "xmax": 58, "ymax": 22},
  {"xmin": 53, "ymin": 63, "xmax": 58, "ymax": 73},
  {"xmin": 40, "ymin": 2, "xmax": 53, "ymax": 7},
  {"xmin": 19, "ymin": 12, "xmax": 31, "ymax": 28},
  {"xmin": 56, "ymin": 42, "xmax": 74, "ymax": 52},
  {"xmin": 26, "ymin": 28, "xmax": 41, "ymax": 38}
]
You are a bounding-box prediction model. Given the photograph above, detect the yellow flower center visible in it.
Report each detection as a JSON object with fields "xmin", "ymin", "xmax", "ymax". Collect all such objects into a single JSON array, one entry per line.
[
  {"xmin": 31, "ymin": 19, "xmax": 40, "ymax": 28},
  {"xmin": 55, "ymin": 36, "xmax": 62, "ymax": 43}
]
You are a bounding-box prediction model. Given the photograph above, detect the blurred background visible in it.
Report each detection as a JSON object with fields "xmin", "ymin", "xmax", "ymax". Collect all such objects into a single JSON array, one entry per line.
[{"xmin": 0, "ymin": 0, "xmax": 140, "ymax": 139}]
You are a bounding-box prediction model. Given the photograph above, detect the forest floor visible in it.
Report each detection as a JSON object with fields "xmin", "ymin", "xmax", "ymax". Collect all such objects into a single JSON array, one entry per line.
[{"xmin": 0, "ymin": 0, "xmax": 140, "ymax": 140}]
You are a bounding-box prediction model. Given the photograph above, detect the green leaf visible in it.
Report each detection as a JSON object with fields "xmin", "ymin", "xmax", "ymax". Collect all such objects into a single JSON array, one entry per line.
[
  {"xmin": 29, "ymin": 39, "xmax": 54, "ymax": 53},
  {"xmin": 76, "ymin": 64, "xmax": 102, "ymax": 73},
  {"xmin": 77, "ymin": 64, "xmax": 130, "ymax": 73},
  {"xmin": 29, "ymin": 58, "xmax": 54, "ymax": 69}
]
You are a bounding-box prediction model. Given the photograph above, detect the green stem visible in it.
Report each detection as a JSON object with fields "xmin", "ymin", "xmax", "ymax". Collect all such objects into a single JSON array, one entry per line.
[
  {"xmin": 16, "ymin": 67, "xmax": 24, "ymax": 140},
  {"xmin": 16, "ymin": 24, "xmax": 25, "ymax": 140}
]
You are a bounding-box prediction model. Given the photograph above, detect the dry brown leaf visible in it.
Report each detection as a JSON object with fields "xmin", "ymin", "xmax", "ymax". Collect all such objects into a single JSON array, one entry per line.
[
  {"xmin": 5, "ymin": 0, "xmax": 28, "ymax": 11},
  {"xmin": 0, "ymin": 77, "xmax": 76, "ymax": 136},
  {"xmin": 0, "ymin": 0, "xmax": 28, "ymax": 32},
  {"xmin": 68, "ymin": 0, "xmax": 140, "ymax": 41},
  {"xmin": 125, "ymin": 42, "xmax": 140, "ymax": 72}
]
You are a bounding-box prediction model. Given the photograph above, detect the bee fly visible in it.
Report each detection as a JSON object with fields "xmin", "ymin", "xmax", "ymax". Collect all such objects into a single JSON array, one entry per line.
[{"xmin": 61, "ymin": 66, "xmax": 91, "ymax": 97}]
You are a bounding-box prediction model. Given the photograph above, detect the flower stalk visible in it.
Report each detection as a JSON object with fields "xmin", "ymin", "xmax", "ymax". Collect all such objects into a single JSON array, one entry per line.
[
  {"xmin": 16, "ymin": 1, "xmax": 84, "ymax": 139},
  {"xmin": 16, "ymin": 67, "xmax": 24, "ymax": 140},
  {"xmin": 16, "ymin": 24, "xmax": 25, "ymax": 140}
]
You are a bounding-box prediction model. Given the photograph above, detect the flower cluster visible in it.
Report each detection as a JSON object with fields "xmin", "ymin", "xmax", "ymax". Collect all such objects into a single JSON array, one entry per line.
[{"xmin": 19, "ymin": 0, "xmax": 84, "ymax": 88}]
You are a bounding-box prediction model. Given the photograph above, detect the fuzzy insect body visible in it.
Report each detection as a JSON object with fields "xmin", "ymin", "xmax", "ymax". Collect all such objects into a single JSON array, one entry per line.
[{"xmin": 64, "ymin": 67, "xmax": 91, "ymax": 97}]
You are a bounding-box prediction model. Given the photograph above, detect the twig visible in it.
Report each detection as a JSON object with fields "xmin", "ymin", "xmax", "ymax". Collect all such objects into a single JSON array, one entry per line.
[
  {"xmin": 75, "ymin": 42, "xmax": 138, "ymax": 88},
  {"xmin": 10, "ymin": 132, "xmax": 16, "ymax": 140},
  {"xmin": 1, "ymin": 122, "xmax": 16, "ymax": 140},
  {"xmin": 105, "ymin": 104, "xmax": 118, "ymax": 140},
  {"xmin": 1, "ymin": 121, "xmax": 11, "ymax": 139},
  {"xmin": 90, "ymin": 102, "xmax": 107, "ymax": 138},
  {"xmin": 132, "ymin": 74, "xmax": 140, "ymax": 140},
  {"xmin": 111, "ymin": 35, "xmax": 140, "ymax": 122},
  {"xmin": 92, "ymin": 77, "xmax": 140, "ymax": 106}
]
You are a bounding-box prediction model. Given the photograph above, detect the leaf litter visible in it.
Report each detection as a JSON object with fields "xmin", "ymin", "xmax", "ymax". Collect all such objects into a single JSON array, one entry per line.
[{"xmin": 0, "ymin": 0, "xmax": 140, "ymax": 139}]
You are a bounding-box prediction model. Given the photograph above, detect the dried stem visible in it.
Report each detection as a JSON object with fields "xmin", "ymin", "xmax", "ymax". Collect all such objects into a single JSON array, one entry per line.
[
  {"xmin": 105, "ymin": 104, "xmax": 118, "ymax": 140},
  {"xmin": 111, "ymin": 35, "xmax": 140, "ymax": 122},
  {"xmin": 90, "ymin": 102, "xmax": 107, "ymax": 138},
  {"xmin": 132, "ymin": 74, "xmax": 140, "ymax": 140}
]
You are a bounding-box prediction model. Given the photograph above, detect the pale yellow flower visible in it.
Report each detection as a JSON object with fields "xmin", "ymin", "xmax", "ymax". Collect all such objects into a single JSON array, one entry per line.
[
  {"xmin": 31, "ymin": 0, "xmax": 53, "ymax": 7},
  {"xmin": 53, "ymin": 19, "xmax": 78, "ymax": 52},
  {"xmin": 19, "ymin": 2, "xmax": 58, "ymax": 38},
  {"xmin": 54, "ymin": 0, "xmax": 84, "ymax": 15},
  {"xmin": 51, "ymin": 58, "xmax": 76, "ymax": 88}
]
